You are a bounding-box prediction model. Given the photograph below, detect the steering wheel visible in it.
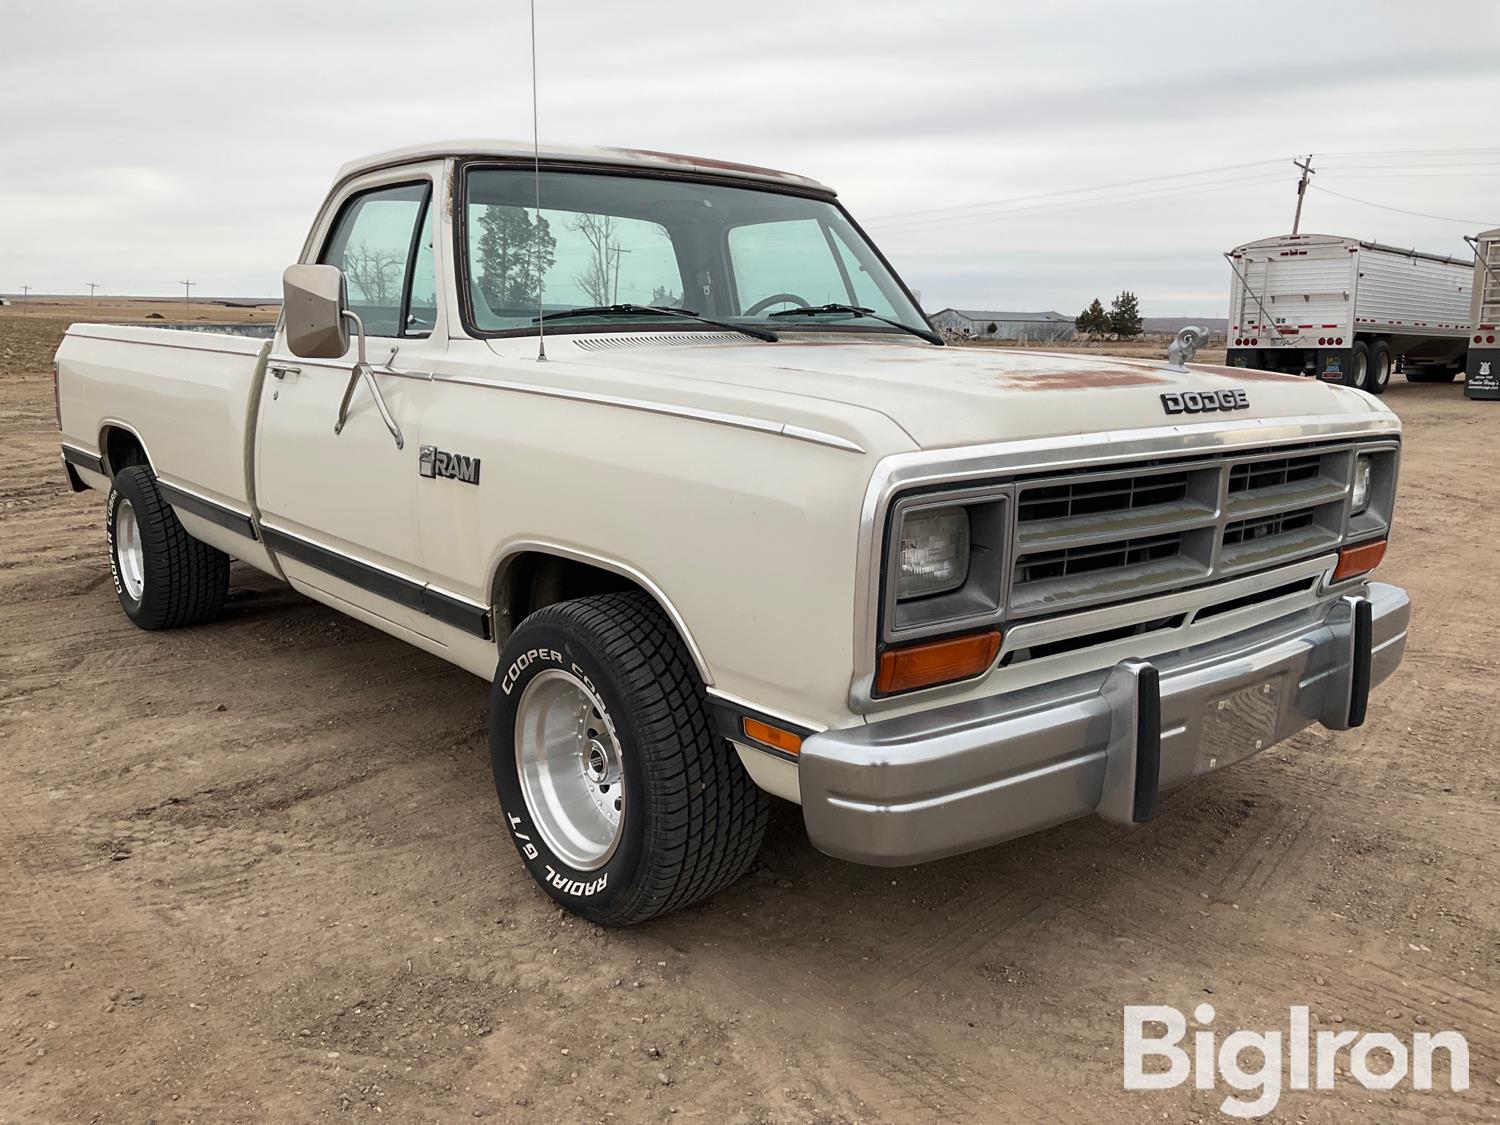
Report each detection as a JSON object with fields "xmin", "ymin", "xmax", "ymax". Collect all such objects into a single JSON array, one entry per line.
[{"xmin": 744, "ymin": 293, "xmax": 811, "ymax": 317}]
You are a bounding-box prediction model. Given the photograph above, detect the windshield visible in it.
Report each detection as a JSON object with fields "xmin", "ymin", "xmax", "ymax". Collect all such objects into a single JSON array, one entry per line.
[{"xmin": 461, "ymin": 167, "xmax": 927, "ymax": 336}]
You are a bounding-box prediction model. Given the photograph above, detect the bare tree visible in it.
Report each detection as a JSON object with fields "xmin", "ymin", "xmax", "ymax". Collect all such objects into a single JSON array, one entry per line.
[
  {"xmin": 570, "ymin": 213, "xmax": 618, "ymax": 305},
  {"xmin": 343, "ymin": 241, "xmax": 404, "ymax": 306}
]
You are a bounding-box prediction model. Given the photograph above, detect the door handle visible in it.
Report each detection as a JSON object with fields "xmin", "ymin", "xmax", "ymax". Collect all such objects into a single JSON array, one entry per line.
[{"xmin": 270, "ymin": 364, "xmax": 301, "ymax": 380}]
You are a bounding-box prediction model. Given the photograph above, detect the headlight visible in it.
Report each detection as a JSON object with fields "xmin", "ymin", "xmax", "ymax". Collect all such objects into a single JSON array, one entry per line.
[
  {"xmin": 897, "ymin": 506, "xmax": 970, "ymax": 599},
  {"xmin": 1351, "ymin": 456, "xmax": 1372, "ymax": 514}
]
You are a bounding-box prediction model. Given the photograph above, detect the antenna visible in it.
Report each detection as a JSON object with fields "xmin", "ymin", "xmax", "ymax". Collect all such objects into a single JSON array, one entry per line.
[
  {"xmin": 1291, "ymin": 155, "xmax": 1315, "ymax": 235},
  {"xmin": 530, "ymin": 0, "xmax": 546, "ymax": 362}
]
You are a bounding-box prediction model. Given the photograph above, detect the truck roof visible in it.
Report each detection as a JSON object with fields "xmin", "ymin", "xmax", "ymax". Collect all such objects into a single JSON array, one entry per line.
[
  {"xmin": 336, "ymin": 140, "xmax": 835, "ymax": 196},
  {"xmin": 1230, "ymin": 232, "xmax": 1470, "ymax": 267}
]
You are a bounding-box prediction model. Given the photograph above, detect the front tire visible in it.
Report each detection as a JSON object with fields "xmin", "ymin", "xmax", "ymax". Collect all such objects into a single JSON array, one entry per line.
[
  {"xmin": 489, "ymin": 591, "xmax": 768, "ymax": 925},
  {"xmin": 107, "ymin": 465, "xmax": 229, "ymax": 630}
]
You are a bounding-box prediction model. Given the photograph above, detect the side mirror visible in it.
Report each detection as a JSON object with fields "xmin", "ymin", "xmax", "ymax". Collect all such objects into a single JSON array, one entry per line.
[{"xmin": 282, "ymin": 264, "xmax": 350, "ymax": 359}]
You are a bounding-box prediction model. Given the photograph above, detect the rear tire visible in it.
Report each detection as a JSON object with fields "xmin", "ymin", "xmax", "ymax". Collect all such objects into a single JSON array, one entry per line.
[
  {"xmin": 1368, "ymin": 340, "xmax": 1392, "ymax": 395},
  {"xmin": 1349, "ymin": 341, "xmax": 1372, "ymax": 392},
  {"xmin": 489, "ymin": 591, "xmax": 769, "ymax": 925},
  {"xmin": 106, "ymin": 465, "xmax": 229, "ymax": 630}
]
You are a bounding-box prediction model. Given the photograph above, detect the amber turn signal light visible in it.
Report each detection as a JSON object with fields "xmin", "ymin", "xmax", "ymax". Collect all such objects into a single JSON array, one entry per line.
[
  {"xmin": 876, "ymin": 630, "xmax": 1002, "ymax": 695},
  {"xmin": 1332, "ymin": 539, "xmax": 1387, "ymax": 583},
  {"xmin": 742, "ymin": 717, "xmax": 802, "ymax": 756}
]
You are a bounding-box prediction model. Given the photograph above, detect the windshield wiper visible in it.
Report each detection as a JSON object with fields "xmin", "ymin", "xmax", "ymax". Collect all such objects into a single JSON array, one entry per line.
[
  {"xmin": 533, "ymin": 304, "xmax": 777, "ymax": 343},
  {"xmin": 766, "ymin": 303, "xmax": 942, "ymax": 345}
]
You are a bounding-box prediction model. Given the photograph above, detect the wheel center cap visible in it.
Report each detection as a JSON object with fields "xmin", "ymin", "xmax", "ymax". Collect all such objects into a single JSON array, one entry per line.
[{"xmin": 586, "ymin": 739, "xmax": 609, "ymax": 781}]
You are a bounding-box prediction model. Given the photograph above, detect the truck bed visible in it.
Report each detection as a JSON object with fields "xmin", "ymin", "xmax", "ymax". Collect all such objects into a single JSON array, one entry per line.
[{"xmin": 57, "ymin": 323, "xmax": 273, "ymax": 564}]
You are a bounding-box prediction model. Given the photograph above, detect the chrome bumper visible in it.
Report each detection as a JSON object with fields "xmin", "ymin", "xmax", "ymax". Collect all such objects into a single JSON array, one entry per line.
[{"xmin": 800, "ymin": 582, "xmax": 1410, "ymax": 866}]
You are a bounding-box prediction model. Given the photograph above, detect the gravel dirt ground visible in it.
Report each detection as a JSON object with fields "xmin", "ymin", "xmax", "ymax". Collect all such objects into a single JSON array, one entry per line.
[{"xmin": 2, "ymin": 311, "xmax": 1495, "ymax": 1124}]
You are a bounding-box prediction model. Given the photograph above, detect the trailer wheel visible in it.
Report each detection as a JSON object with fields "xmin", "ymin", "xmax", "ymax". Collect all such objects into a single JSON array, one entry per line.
[
  {"xmin": 106, "ymin": 465, "xmax": 230, "ymax": 630},
  {"xmin": 1349, "ymin": 341, "xmax": 1372, "ymax": 392},
  {"xmin": 489, "ymin": 591, "xmax": 769, "ymax": 925},
  {"xmin": 1368, "ymin": 341, "xmax": 1392, "ymax": 395}
]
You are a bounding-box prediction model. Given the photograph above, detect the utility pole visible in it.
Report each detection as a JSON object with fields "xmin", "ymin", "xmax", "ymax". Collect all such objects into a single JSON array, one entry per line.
[
  {"xmin": 608, "ymin": 246, "xmax": 631, "ymax": 303},
  {"xmin": 180, "ymin": 279, "xmax": 195, "ymax": 313},
  {"xmin": 20, "ymin": 284, "xmax": 30, "ymax": 314},
  {"xmin": 86, "ymin": 281, "xmax": 99, "ymax": 307},
  {"xmin": 1291, "ymin": 154, "xmax": 1316, "ymax": 235}
]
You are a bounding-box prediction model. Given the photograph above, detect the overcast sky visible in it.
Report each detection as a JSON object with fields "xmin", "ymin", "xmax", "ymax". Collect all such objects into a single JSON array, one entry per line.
[{"xmin": 3, "ymin": 0, "xmax": 1497, "ymax": 315}]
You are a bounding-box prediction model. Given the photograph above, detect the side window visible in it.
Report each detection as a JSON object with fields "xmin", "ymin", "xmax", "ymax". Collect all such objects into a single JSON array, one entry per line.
[
  {"xmin": 728, "ymin": 219, "xmax": 849, "ymax": 314},
  {"xmin": 320, "ymin": 182, "xmax": 431, "ymax": 338}
]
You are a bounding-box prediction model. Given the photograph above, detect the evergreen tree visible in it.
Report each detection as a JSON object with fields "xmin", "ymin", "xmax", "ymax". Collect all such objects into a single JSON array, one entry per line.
[
  {"xmin": 477, "ymin": 206, "xmax": 556, "ymax": 308},
  {"xmin": 1076, "ymin": 298, "xmax": 1108, "ymax": 338},
  {"xmin": 1108, "ymin": 290, "xmax": 1143, "ymax": 338}
]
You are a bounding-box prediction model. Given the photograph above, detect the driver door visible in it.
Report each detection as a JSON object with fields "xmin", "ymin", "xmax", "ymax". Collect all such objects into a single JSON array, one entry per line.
[{"xmin": 256, "ymin": 173, "xmax": 441, "ymax": 637}]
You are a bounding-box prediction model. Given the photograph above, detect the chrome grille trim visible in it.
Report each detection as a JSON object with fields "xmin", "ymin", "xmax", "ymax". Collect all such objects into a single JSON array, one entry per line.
[{"xmin": 1008, "ymin": 441, "xmax": 1358, "ymax": 618}]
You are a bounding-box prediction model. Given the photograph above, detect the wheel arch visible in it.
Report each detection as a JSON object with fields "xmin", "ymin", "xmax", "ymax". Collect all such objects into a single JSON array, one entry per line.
[
  {"xmin": 98, "ymin": 421, "xmax": 153, "ymax": 477},
  {"xmin": 489, "ymin": 543, "xmax": 715, "ymax": 686}
]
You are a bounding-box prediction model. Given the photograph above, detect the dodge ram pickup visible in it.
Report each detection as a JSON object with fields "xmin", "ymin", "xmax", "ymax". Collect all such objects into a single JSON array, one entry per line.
[{"xmin": 55, "ymin": 141, "xmax": 1411, "ymax": 924}]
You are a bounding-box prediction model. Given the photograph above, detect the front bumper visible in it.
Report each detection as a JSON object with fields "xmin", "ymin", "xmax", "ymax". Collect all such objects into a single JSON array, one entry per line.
[{"xmin": 800, "ymin": 583, "xmax": 1410, "ymax": 866}]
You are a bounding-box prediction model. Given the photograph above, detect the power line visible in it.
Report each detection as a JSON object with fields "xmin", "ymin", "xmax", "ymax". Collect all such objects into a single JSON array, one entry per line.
[
  {"xmin": 1315, "ymin": 147, "xmax": 1500, "ymax": 159},
  {"xmin": 1306, "ymin": 184, "xmax": 1498, "ymax": 227},
  {"xmin": 863, "ymin": 159, "xmax": 1286, "ymax": 224},
  {"xmin": 869, "ymin": 171, "xmax": 1286, "ymax": 235}
]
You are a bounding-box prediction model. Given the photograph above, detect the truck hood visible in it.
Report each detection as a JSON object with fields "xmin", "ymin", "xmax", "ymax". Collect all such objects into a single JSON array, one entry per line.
[{"xmin": 492, "ymin": 334, "xmax": 1390, "ymax": 452}]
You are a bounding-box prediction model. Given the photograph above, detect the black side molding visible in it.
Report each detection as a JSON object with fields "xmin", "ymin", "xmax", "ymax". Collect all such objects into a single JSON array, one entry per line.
[
  {"xmin": 61, "ymin": 444, "xmax": 105, "ymax": 475},
  {"xmin": 1347, "ymin": 597, "xmax": 1373, "ymax": 728},
  {"xmin": 260, "ymin": 525, "xmax": 491, "ymax": 641},
  {"xmin": 156, "ymin": 480, "xmax": 259, "ymax": 541},
  {"xmin": 1131, "ymin": 664, "xmax": 1162, "ymax": 824}
]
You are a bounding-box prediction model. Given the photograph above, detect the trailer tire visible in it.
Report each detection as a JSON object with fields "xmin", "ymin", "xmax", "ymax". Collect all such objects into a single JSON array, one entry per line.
[
  {"xmin": 1349, "ymin": 341, "xmax": 1372, "ymax": 392},
  {"xmin": 1368, "ymin": 341, "xmax": 1392, "ymax": 395},
  {"xmin": 106, "ymin": 465, "xmax": 229, "ymax": 630},
  {"xmin": 489, "ymin": 591, "xmax": 769, "ymax": 926}
]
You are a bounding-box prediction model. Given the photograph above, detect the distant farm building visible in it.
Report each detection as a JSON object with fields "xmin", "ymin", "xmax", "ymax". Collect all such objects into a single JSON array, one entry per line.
[{"xmin": 927, "ymin": 308, "xmax": 1075, "ymax": 342}]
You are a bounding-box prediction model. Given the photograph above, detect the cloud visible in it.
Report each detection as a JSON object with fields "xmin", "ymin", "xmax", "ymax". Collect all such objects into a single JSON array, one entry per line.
[{"xmin": 2, "ymin": 0, "xmax": 1497, "ymax": 311}]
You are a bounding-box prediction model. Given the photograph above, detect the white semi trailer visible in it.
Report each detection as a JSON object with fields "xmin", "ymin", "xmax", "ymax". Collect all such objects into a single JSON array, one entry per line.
[
  {"xmin": 1226, "ymin": 233, "xmax": 1472, "ymax": 394},
  {"xmin": 1466, "ymin": 227, "xmax": 1500, "ymax": 401}
]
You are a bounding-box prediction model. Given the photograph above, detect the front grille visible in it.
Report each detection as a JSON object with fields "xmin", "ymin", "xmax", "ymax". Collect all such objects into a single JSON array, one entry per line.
[
  {"xmin": 1222, "ymin": 508, "xmax": 1316, "ymax": 546},
  {"xmin": 1016, "ymin": 532, "xmax": 1182, "ymax": 585},
  {"xmin": 1228, "ymin": 454, "xmax": 1320, "ymax": 493},
  {"xmin": 1018, "ymin": 471, "xmax": 1189, "ymax": 522},
  {"xmin": 1007, "ymin": 444, "xmax": 1355, "ymax": 618}
]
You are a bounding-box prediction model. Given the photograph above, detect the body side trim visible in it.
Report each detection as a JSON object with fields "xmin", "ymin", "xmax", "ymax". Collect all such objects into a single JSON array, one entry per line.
[
  {"xmin": 432, "ymin": 371, "xmax": 865, "ymax": 454},
  {"xmin": 260, "ymin": 523, "xmax": 491, "ymax": 639},
  {"xmin": 156, "ymin": 479, "xmax": 259, "ymax": 541},
  {"xmin": 60, "ymin": 443, "xmax": 105, "ymax": 475}
]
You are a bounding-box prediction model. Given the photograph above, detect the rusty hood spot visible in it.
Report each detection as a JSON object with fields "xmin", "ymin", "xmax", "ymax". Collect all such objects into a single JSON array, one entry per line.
[{"xmin": 992, "ymin": 367, "xmax": 1172, "ymax": 390}]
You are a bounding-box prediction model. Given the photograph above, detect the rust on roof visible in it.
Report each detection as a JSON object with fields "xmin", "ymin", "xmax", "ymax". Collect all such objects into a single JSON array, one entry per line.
[{"xmin": 610, "ymin": 147, "xmax": 805, "ymax": 183}]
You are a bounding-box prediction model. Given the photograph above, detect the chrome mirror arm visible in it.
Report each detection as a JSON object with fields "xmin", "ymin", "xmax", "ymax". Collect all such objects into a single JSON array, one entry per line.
[{"xmin": 332, "ymin": 309, "xmax": 404, "ymax": 449}]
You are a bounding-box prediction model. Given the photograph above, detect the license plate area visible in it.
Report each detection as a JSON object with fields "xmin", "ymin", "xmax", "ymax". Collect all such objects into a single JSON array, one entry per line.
[{"xmin": 1197, "ymin": 677, "xmax": 1285, "ymax": 772}]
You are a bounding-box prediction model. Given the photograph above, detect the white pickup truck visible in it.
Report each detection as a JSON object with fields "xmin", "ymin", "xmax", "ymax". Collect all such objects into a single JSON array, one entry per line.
[{"xmin": 56, "ymin": 141, "xmax": 1411, "ymax": 924}]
